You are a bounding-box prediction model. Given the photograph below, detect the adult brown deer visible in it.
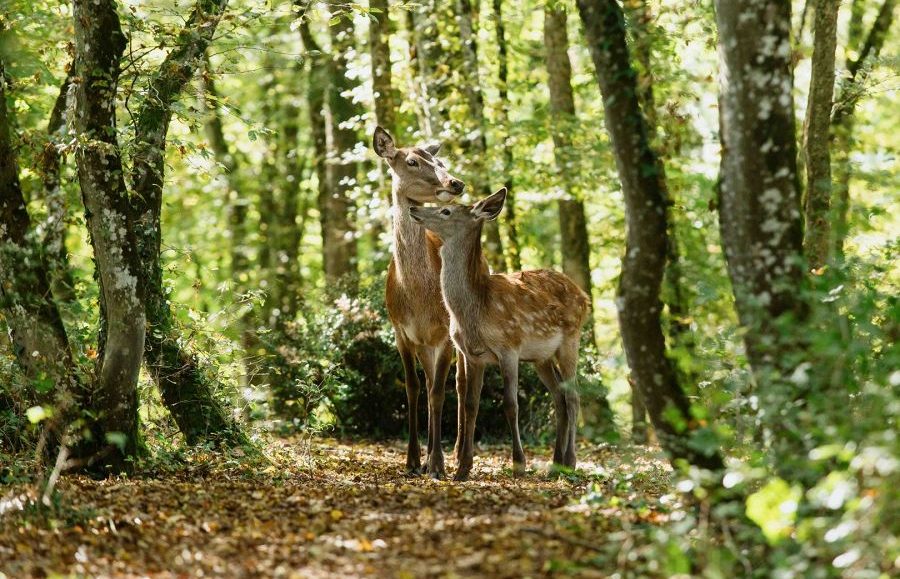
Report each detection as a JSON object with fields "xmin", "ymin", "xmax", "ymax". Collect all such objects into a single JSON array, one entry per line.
[
  {"xmin": 373, "ymin": 126, "xmax": 466, "ymax": 478},
  {"xmin": 410, "ymin": 189, "xmax": 590, "ymax": 480}
]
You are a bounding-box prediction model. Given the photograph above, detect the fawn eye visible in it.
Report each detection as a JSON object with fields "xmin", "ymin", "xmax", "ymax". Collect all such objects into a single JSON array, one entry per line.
[
  {"xmin": 440, "ymin": 208, "xmax": 451, "ymax": 216},
  {"xmin": 407, "ymin": 158, "xmax": 418, "ymax": 167}
]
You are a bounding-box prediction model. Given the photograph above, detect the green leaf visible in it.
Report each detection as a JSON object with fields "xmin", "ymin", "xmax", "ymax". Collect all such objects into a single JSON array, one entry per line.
[
  {"xmin": 33, "ymin": 373, "xmax": 54, "ymax": 394},
  {"xmin": 745, "ymin": 477, "xmax": 802, "ymax": 544},
  {"xmin": 106, "ymin": 432, "xmax": 128, "ymax": 451},
  {"xmin": 26, "ymin": 405, "xmax": 50, "ymax": 424}
]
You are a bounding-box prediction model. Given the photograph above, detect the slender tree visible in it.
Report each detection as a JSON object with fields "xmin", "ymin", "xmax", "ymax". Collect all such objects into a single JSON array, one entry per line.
[
  {"xmin": 370, "ymin": 0, "xmax": 397, "ymax": 135},
  {"xmin": 802, "ymin": 0, "xmax": 840, "ymax": 269},
  {"xmin": 492, "ymin": 0, "xmax": 521, "ymax": 271},
  {"xmin": 543, "ymin": 4, "xmax": 616, "ymax": 437},
  {"xmin": 298, "ymin": 17, "xmax": 331, "ymax": 291},
  {"xmin": 831, "ymin": 0, "xmax": 895, "ymax": 257},
  {"xmin": 72, "ymin": 0, "xmax": 146, "ymax": 470},
  {"xmin": 129, "ymin": 0, "xmax": 245, "ymax": 446},
  {"xmin": 457, "ymin": 0, "xmax": 505, "ymax": 271},
  {"xmin": 624, "ymin": 0, "xmax": 694, "ymax": 439},
  {"xmin": 0, "ymin": 58, "xmax": 77, "ymax": 449},
  {"xmin": 543, "ymin": 5, "xmax": 594, "ymax": 305},
  {"xmin": 576, "ymin": 0, "xmax": 721, "ymax": 469},
  {"xmin": 38, "ymin": 69, "xmax": 78, "ymax": 304},
  {"xmin": 199, "ymin": 54, "xmax": 249, "ymax": 284},
  {"xmin": 323, "ymin": 9, "xmax": 360, "ymax": 291}
]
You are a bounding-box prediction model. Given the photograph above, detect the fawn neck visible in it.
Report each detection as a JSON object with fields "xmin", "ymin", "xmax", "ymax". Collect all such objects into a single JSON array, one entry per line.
[
  {"xmin": 439, "ymin": 223, "xmax": 490, "ymax": 322},
  {"xmin": 391, "ymin": 181, "xmax": 432, "ymax": 279}
]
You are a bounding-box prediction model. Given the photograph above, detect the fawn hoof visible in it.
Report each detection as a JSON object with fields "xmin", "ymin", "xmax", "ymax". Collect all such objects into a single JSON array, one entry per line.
[
  {"xmin": 405, "ymin": 463, "xmax": 424, "ymax": 477},
  {"xmin": 453, "ymin": 466, "xmax": 472, "ymax": 482},
  {"xmin": 426, "ymin": 462, "xmax": 446, "ymax": 480},
  {"xmin": 512, "ymin": 462, "xmax": 527, "ymax": 477}
]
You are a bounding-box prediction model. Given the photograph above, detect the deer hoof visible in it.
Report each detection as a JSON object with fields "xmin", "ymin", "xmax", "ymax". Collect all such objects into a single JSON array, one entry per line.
[
  {"xmin": 512, "ymin": 462, "xmax": 526, "ymax": 477},
  {"xmin": 453, "ymin": 469, "xmax": 471, "ymax": 482}
]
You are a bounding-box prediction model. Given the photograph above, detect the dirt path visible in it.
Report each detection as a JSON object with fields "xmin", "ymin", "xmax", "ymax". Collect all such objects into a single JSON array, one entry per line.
[{"xmin": 1, "ymin": 439, "xmax": 674, "ymax": 577}]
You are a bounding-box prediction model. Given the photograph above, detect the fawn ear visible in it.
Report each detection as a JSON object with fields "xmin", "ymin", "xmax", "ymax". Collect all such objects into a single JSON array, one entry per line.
[
  {"xmin": 373, "ymin": 126, "xmax": 397, "ymax": 158},
  {"xmin": 423, "ymin": 142, "xmax": 442, "ymax": 156},
  {"xmin": 472, "ymin": 188, "xmax": 507, "ymax": 221}
]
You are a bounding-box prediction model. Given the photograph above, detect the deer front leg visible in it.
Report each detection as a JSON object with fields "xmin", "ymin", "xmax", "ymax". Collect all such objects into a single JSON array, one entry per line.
[
  {"xmin": 455, "ymin": 358, "xmax": 484, "ymax": 481},
  {"xmin": 499, "ymin": 353, "xmax": 526, "ymax": 475},
  {"xmin": 398, "ymin": 341, "xmax": 421, "ymax": 474},
  {"xmin": 454, "ymin": 354, "xmax": 467, "ymax": 464},
  {"xmin": 425, "ymin": 344, "xmax": 452, "ymax": 479}
]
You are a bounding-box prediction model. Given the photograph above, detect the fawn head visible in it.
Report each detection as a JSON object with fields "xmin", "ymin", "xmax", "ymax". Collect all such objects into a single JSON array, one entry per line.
[
  {"xmin": 373, "ymin": 126, "xmax": 466, "ymax": 203},
  {"xmin": 409, "ymin": 188, "xmax": 507, "ymax": 241}
]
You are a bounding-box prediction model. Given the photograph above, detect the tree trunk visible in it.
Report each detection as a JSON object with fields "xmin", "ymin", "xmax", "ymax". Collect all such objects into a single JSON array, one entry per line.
[
  {"xmin": 714, "ymin": 0, "xmax": 819, "ymax": 475},
  {"xmin": 199, "ymin": 54, "xmax": 249, "ymax": 283},
  {"xmin": 370, "ymin": 0, "xmax": 397, "ymax": 135},
  {"xmin": 543, "ymin": 4, "xmax": 617, "ymax": 436},
  {"xmin": 39, "ymin": 69, "xmax": 78, "ymax": 304},
  {"xmin": 270, "ymin": 69, "xmax": 305, "ymax": 321},
  {"xmin": 0, "ymin": 58, "xmax": 77, "ymax": 449},
  {"xmin": 577, "ymin": 0, "xmax": 722, "ymax": 470},
  {"xmin": 831, "ymin": 0, "xmax": 895, "ymax": 257},
  {"xmin": 457, "ymin": 0, "xmax": 505, "ymax": 272},
  {"xmin": 298, "ymin": 18, "xmax": 330, "ymax": 291},
  {"xmin": 407, "ymin": 1, "xmax": 458, "ymax": 136},
  {"xmin": 626, "ymin": 0, "xmax": 695, "ymax": 393},
  {"xmin": 543, "ymin": 6, "xmax": 594, "ymax": 303},
  {"xmin": 802, "ymin": 0, "xmax": 839, "ymax": 269},
  {"xmin": 72, "ymin": 0, "xmax": 146, "ymax": 471},
  {"xmin": 129, "ymin": 0, "xmax": 245, "ymax": 446},
  {"xmin": 492, "ymin": 0, "xmax": 521, "ymax": 272},
  {"xmin": 324, "ymin": 10, "xmax": 360, "ymax": 291},
  {"xmin": 368, "ymin": 0, "xmax": 394, "ymax": 264}
]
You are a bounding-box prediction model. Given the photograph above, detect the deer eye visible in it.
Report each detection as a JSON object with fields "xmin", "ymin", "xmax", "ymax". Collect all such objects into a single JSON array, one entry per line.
[
  {"xmin": 407, "ymin": 158, "xmax": 418, "ymax": 167},
  {"xmin": 440, "ymin": 208, "xmax": 451, "ymax": 216}
]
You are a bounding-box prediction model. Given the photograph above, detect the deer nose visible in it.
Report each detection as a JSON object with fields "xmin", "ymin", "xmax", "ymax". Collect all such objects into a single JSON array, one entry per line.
[{"xmin": 450, "ymin": 179, "xmax": 465, "ymax": 194}]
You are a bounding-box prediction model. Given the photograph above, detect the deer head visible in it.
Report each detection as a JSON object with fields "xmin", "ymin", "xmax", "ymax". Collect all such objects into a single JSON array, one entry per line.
[
  {"xmin": 373, "ymin": 126, "xmax": 466, "ymax": 203},
  {"xmin": 408, "ymin": 188, "xmax": 507, "ymax": 241}
]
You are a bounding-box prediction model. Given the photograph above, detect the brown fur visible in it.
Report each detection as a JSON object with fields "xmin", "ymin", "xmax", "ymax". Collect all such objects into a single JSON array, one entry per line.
[{"xmin": 410, "ymin": 189, "xmax": 590, "ymax": 479}]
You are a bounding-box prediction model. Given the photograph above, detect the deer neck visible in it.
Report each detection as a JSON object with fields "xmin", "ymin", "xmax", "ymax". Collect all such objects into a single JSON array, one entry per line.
[
  {"xmin": 391, "ymin": 183, "xmax": 432, "ymax": 279},
  {"xmin": 439, "ymin": 224, "xmax": 490, "ymax": 326}
]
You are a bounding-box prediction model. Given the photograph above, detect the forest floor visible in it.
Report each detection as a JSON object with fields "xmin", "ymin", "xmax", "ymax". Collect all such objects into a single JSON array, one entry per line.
[{"xmin": 1, "ymin": 437, "xmax": 677, "ymax": 578}]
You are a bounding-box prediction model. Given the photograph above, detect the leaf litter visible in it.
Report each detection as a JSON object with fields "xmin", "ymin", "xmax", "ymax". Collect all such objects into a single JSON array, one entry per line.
[{"xmin": 1, "ymin": 438, "xmax": 676, "ymax": 577}]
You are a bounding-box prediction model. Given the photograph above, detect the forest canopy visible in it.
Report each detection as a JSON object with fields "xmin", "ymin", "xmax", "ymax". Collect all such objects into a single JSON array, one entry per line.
[{"xmin": 0, "ymin": 0, "xmax": 898, "ymax": 576}]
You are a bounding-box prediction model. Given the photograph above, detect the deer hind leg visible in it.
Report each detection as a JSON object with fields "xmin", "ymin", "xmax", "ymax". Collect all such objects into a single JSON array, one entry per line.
[
  {"xmin": 499, "ymin": 353, "xmax": 526, "ymax": 475},
  {"xmin": 398, "ymin": 338, "xmax": 422, "ymax": 474},
  {"xmin": 556, "ymin": 335, "xmax": 581, "ymax": 469},
  {"xmin": 453, "ymin": 354, "xmax": 467, "ymax": 464},
  {"xmin": 423, "ymin": 344, "xmax": 452, "ymax": 479},
  {"xmin": 455, "ymin": 358, "xmax": 484, "ymax": 481},
  {"xmin": 535, "ymin": 360, "xmax": 568, "ymax": 469}
]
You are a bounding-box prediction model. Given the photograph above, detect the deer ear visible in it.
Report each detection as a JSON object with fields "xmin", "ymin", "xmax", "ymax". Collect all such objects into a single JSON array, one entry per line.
[
  {"xmin": 373, "ymin": 126, "xmax": 397, "ymax": 158},
  {"xmin": 423, "ymin": 142, "xmax": 442, "ymax": 156},
  {"xmin": 472, "ymin": 188, "xmax": 507, "ymax": 221}
]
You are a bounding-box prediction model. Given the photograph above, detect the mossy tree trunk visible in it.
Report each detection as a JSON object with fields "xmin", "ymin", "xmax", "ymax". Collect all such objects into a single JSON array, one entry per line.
[
  {"xmin": 802, "ymin": 0, "xmax": 840, "ymax": 269},
  {"xmin": 129, "ymin": 0, "xmax": 245, "ymax": 446},
  {"xmin": 0, "ymin": 57, "xmax": 78, "ymax": 452},
  {"xmin": 577, "ymin": 0, "xmax": 722, "ymax": 470},
  {"xmin": 72, "ymin": 0, "xmax": 146, "ymax": 472}
]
